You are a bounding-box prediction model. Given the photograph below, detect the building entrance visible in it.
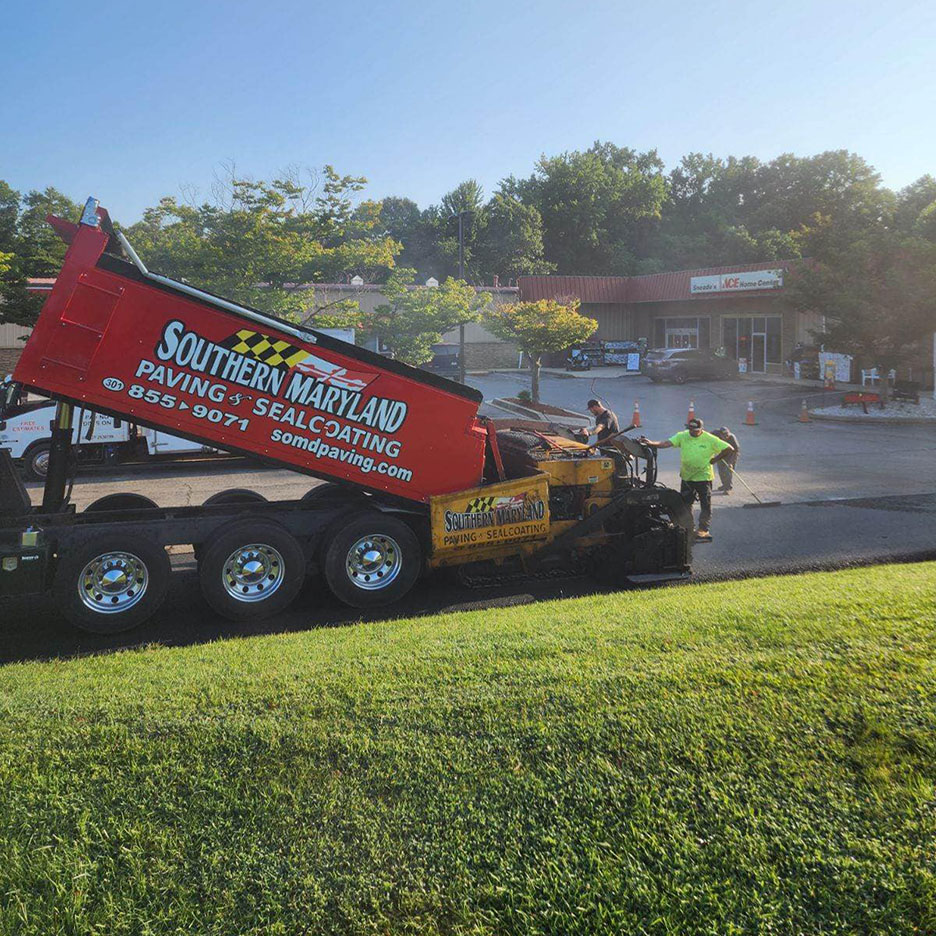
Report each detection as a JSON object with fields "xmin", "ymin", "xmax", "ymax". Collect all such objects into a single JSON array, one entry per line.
[
  {"xmin": 665, "ymin": 328, "xmax": 697, "ymax": 349},
  {"xmin": 722, "ymin": 316, "xmax": 781, "ymax": 373}
]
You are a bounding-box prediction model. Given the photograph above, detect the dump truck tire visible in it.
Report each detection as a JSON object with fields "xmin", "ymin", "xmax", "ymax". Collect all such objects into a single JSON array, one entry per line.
[
  {"xmin": 198, "ymin": 520, "xmax": 306, "ymax": 622},
  {"xmin": 495, "ymin": 430, "xmax": 543, "ymax": 480},
  {"xmin": 202, "ymin": 488, "xmax": 267, "ymax": 507},
  {"xmin": 301, "ymin": 483, "xmax": 368, "ymax": 508},
  {"xmin": 323, "ymin": 512, "xmax": 421, "ymax": 608},
  {"xmin": 53, "ymin": 534, "xmax": 170, "ymax": 633},
  {"xmin": 85, "ymin": 493, "xmax": 159, "ymax": 512}
]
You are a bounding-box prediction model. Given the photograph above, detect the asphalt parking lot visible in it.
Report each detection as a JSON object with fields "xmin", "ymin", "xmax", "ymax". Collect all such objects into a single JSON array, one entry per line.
[{"xmin": 473, "ymin": 371, "xmax": 936, "ymax": 504}]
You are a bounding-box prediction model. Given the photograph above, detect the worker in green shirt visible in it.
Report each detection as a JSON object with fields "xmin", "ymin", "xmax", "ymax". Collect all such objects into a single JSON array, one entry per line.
[{"xmin": 639, "ymin": 417, "xmax": 734, "ymax": 540}]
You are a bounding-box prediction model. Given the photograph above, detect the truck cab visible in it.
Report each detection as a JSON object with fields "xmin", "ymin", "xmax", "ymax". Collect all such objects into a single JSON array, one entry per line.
[{"xmin": 0, "ymin": 380, "xmax": 217, "ymax": 479}]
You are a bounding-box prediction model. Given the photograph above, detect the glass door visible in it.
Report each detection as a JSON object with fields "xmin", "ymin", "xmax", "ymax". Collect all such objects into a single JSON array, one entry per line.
[
  {"xmin": 751, "ymin": 333, "xmax": 766, "ymax": 372},
  {"xmin": 666, "ymin": 328, "xmax": 696, "ymax": 348}
]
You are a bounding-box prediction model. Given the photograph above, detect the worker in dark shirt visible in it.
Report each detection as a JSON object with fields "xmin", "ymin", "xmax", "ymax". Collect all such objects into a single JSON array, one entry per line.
[
  {"xmin": 713, "ymin": 426, "xmax": 740, "ymax": 493},
  {"xmin": 577, "ymin": 399, "xmax": 619, "ymax": 443}
]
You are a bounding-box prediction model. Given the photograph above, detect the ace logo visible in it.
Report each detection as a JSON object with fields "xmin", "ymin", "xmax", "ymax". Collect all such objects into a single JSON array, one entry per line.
[{"xmin": 723, "ymin": 277, "xmax": 741, "ymax": 289}]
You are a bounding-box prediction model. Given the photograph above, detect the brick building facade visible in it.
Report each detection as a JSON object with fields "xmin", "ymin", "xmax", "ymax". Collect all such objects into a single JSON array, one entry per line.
[{"xmin": 519, "ymin": 262, "xmax": 823, "ymax": 375}]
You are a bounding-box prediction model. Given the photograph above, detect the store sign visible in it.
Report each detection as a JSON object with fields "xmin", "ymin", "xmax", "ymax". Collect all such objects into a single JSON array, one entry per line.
[{"xmin": 690, "ymin": 269, "xmax": 784, "ymax": 294}]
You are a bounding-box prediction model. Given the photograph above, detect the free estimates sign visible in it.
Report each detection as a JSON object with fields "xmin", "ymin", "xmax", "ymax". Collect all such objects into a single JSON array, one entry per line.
[{"xmin": 690, "ymin": 269, "xmax": 784, "ymax": 295}]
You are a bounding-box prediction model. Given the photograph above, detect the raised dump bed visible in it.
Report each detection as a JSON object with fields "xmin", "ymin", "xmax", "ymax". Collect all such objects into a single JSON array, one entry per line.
[{"xmin": 13, "ymin": 200, "xmax": 488, "ymax": 505}]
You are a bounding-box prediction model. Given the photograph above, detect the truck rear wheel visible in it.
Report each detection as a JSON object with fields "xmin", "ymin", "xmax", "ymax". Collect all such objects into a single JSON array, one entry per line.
[
  {"xmin": 85, "ymin": 493, "xmax": 159, "ymax": 512},
  {"xmin": 198, "ymin": 520, "xmax": 305, "ymax": 621},
  {"xmin": 323, "ymin": 512, "xmax": 421, "ymax": 608},
  {"xmin": 202, "ymin": 488, "xmax": 267, "ymax": 507},
  {"xmin": 53, "ymin": 534, "xmax": 170, "ymax": 633}
]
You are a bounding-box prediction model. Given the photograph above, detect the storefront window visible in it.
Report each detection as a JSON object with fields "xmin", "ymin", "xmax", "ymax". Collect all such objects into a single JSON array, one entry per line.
[
  {"xmin": 721, "ymin": 315, "xmax": 782, "ymax": 369},
  {"xmin": 653, "ymin": 317, "xmax": 711, "ymax": 349},
  {"xmin": 766, "ymin": 316, "xmax": 781, "ymax": 363},
  {"xmin": 723, "ymin": 317, "xmax": 737, "ymax": 358}
]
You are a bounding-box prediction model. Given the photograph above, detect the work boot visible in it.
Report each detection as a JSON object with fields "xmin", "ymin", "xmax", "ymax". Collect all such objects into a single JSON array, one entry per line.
[{"xmin": 695, "ymin": 529, "xmax": 712, "ymax": 541}]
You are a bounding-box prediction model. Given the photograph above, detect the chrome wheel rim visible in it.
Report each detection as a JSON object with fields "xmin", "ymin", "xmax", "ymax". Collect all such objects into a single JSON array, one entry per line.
[
  {"xmin": 346, "ymin": 534, "xmax": 402, "ymax": 591},
  {"xmin": 33, "ymin": 449, "xmax": 50, "ymax": 477},
  {"xmin": 78, "ymin": 551, "xmax": 149, "ymax": 614},
  {"xmin": 221, "ymin": 544, "xmax": 285, "ymax": 603}
]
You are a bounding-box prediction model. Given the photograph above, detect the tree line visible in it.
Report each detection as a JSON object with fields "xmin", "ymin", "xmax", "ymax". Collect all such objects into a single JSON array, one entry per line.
[{"xmin": 2, "ymin": 144, "xmax": 935, "ymax": 388}]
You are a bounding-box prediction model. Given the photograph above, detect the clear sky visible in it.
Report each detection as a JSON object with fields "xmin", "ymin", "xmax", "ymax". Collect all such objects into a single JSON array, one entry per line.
[{"xmin": 2, "ymin": 0, "xmax": 934, "ymax": 223}]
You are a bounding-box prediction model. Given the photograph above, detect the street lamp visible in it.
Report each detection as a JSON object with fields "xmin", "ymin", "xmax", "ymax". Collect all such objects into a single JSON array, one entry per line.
[{"xmin": 455, "ymin": 210, "xmax": 470, "ymax": 383}]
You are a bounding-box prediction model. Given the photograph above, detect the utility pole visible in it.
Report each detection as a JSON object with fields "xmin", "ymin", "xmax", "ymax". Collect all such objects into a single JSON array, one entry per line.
[{"xmin": 457, "ymin": 211, "xmax": 466, "ymax": 384}]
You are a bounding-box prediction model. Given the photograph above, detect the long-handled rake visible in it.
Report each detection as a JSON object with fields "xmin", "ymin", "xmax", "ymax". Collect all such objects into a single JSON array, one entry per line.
[{"xmin": 728, "ymin": 464, "xmax": 782, "ymax": 508}]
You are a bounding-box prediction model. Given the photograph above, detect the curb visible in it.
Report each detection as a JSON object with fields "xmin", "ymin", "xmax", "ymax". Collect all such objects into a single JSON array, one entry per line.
[{"xmin": 810, "ymin": 413, "xmax": 936, "ymax": 425}]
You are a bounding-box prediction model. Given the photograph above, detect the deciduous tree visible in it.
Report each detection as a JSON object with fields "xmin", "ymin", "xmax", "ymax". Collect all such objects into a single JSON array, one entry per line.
[
  {"xmin": 520, "ymin": 142, "xmax": 668, "ymax": 275},
  {"xmin": 369, "ymin": 269, "xmax": 489, "ymax": 365},
  {"xmin": 485, "ymin": 299, "xmax": 597, "ymax": 402},
  {"xmin": 786, "ymin": 234, "xmax": 936, "ymax": 399},
  {"xmin": 126, "ymin": 167, "xmax": 400, "ymax": 323}
]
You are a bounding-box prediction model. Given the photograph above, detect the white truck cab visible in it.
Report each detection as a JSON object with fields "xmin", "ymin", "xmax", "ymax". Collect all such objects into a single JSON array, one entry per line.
[{"xmin": 0, "ymin": 380, "xmax": 216, "ymax": 479}]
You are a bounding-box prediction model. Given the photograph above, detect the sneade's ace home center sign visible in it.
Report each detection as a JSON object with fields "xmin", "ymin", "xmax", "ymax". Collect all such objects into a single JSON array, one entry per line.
[{"xmin": 690, "ymin": 269, "xmax": 784, "ymax": 295}]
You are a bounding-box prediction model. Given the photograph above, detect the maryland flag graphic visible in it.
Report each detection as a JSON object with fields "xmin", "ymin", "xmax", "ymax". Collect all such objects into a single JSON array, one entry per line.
[
  {"xmin": 221, "ymin": 329, "xmax": 377, "ymax": 391},
  {"xmin": 464, "ymin": 492, "xmax": 529, "ymax": 514},
  {"xmin": 221, "ymin": 329, "xmax": 308, "ymax": 369}
]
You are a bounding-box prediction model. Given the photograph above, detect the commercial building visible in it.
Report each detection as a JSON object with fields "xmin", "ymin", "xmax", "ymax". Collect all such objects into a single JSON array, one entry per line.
[
  {"xmin": 519, "ymin": 262, "xmax": 821, "ymax": 375},
  {"xmin": 299, "ymin": 281, "xmax": 521, "ymax": 370},
  {"xmin": 1, "ymin": 279, "xmax": 521, "ymax": 374}
]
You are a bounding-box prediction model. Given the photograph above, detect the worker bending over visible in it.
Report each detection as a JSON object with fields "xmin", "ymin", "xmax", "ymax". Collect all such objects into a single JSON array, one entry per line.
[
  {"xmin": 577, "ymin": 399, "xmax": 619, "ymax": 443},
  {"xmin": 639, "ymin": 417, "xmax": 734, "ymax": 540},
  {"xmin": 713, "ymin": 426, "xmax": 740, "ymax": 493}
]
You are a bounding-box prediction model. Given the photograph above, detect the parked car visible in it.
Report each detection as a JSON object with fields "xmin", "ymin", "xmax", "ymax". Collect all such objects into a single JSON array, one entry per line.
[
  {"xmin": 642, "ymin": 348, "xmax": 737, "ymax": 384},
  {"xmin": 422, "ymin": 342, "xmax": 460, "ymax": 375}
]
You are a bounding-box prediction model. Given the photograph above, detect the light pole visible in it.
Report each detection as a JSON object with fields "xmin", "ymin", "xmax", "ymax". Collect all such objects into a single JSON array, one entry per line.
[{"xmin": 457, "ymin": 210, "xmax": 467, "ymax": 383}]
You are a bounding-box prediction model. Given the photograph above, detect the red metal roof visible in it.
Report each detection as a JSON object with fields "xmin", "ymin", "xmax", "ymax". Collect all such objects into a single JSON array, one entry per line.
[
  {"xmin": 518, "ymin": 275, "xmax": 629, "ymax": 304},
  {"xmin": 520, "ymin": 261, "xmax": 796, "ymax": 305}
]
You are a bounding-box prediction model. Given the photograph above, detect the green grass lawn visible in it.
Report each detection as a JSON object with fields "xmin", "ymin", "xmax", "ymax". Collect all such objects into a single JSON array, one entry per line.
[{"xmin": 0, "ymin": 564, "xmax": 934, "ymax": 935}]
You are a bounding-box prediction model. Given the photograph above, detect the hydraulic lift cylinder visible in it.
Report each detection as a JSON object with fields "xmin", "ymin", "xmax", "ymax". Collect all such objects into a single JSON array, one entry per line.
[{"xmin": 41, "ymin": 401, "xmax": 74, "ymax": 512}]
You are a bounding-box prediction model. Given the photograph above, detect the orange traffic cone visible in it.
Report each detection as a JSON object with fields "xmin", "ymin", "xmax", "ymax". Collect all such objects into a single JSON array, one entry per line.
[
  {"xmin": 799, "ymin": 399, "xmax": 811, "ymax": 423},
  {"xmin": 631, "ymin": 400, "xmax": 641, "ymax": 428},
  {"xmin": 744, "ymin": 400, "xmax": 757, "ymax": 426},
  {"xmin": 687, "ymin": 399, "xmax": 696, "ymax": 424}
]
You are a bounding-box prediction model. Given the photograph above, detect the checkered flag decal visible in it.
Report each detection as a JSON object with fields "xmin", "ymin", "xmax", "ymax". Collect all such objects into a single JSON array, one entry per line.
[
  {"xmin": 465, "ymin": 496, "xmax": 497, "ymax": 514},
  {"xmin": 221, "ymin": 329, "xmax": 308, "ymax": 369}
]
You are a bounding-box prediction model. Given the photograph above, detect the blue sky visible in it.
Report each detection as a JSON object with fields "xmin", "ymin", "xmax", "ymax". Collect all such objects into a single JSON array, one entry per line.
[{"xmin": 2, "ymin": 0, "xmax": 934, "ymax": 223}]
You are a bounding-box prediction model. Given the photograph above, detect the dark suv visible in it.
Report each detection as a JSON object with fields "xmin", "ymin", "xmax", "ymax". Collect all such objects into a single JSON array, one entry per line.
[{"xmin": 643, "ymin": 348, "xmax": 736, "ymax": 384}]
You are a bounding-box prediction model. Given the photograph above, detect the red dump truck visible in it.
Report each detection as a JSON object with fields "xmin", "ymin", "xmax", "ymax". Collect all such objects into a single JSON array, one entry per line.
[{"xmin": 0, "ymin": 199, "xmax": 692, "ymax": 633}]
